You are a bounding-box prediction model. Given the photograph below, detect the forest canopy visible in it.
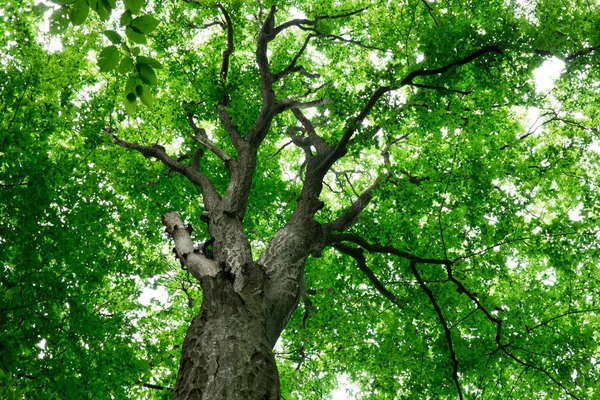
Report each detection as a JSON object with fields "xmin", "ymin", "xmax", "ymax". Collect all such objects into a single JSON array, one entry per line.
[{"xmin": 1, "ymin": 0, "xmax": 600, "ymax": 399}]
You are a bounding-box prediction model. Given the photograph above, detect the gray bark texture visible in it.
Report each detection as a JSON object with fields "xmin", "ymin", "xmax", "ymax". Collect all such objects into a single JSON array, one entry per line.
[{"xmin": 167, "ymin": 210, "xmax": 321, "ymax": 400}]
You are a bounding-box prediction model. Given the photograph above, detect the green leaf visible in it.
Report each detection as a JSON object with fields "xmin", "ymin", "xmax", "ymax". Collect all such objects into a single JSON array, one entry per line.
[
  {"xmin": 99, "ymin": 0, "xmax": 114, "ymax": 10},
  {"xmin": 132, "ymin": 46, "xmax": 141, "ymax": 56},
  {"xmin": 136, "ymin": 63, "xmax": 157, "ymax": 85},
  {"xmin": 124, "ymin": 92, "xmax": 137, "ymax": 115},
  {"xmin": 125, "ymin": 75, "xmax": 137, "ymax": 92},
  {"xmin": 118, "ymin": 56, "xmax": 134, "ymax": 73},
  {"xmin": 125, "ymin": 27, "xmax": 146, "ymax": 44},
  {"xmin": 49, "ymin": 9, "xmax": 69, "ymax": 34},
  {"xmin": 32, "ymin": 3, "xmax": 51, "ymax": 17},
  {"xmin": 120, "ymin": 10, "xmax": 132, "ymax": 26},
  {"xmin": 123, "ymin": 0, "xmax": 144, "ymax": 14},
  {"xmin": 129, "ymin": 15, "xmax": 159, "ymax": 34},
  {"xmin": 136, "ymin": 55, "xmax": 163, "ymax": 69},
  {"xmin": 70, "ymin": 0, "xmax": 89, "ymax": 25},
  {"xmin": 95, "ymin": 1, "xmax": 110, "ymax": 20},
  {"xmin": 97, "ymin": 45, "xmax": 120, "ymax": 72},
  {"xmin": 85, "ymin": 0, "xmax": 97, "ymax": 8},
  {"xmin": 136, "ymin": 85, "xmax": 153, "ymax": 108},
  {"xmin": 103, "ymin": 30, "xmax": 122, "ymax": 44},
  {"xmin": 51, "ymin": 0, "xmax": 75, "ymax": 5}
]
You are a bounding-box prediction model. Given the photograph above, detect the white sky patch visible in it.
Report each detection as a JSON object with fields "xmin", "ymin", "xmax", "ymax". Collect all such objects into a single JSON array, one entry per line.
[
  {"xmin": 568, "ymin": 203, "xmax": 584, "ymax": 222},
  {"xmin": 533, "ymin": 57, "xmax": 565, "ymax": 92},
  {"xmin": 331, "ymin": 374, "xmax": 360, "ymax": 399},
  {"xmin": 139, "ymin": 286, "xmax": 169, "ymax": 305},
  {"xmin": 38, "ymin": 338, "xmax": 47, "ymax": 359}
]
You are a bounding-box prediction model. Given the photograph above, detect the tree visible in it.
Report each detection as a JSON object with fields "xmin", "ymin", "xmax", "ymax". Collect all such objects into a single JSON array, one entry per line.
[{"xmin": 2, "ymin": 0, "xmax": 600, "ymax": 398}]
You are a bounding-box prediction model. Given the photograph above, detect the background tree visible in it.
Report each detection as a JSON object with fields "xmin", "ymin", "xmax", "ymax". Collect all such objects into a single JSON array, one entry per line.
[{"xmin": 2, "ymin": 0, "xmax": 600, "ymax": 398}]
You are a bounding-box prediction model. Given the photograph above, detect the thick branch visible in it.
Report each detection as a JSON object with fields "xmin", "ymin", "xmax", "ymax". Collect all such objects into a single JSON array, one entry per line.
[
  {"xmin": 325, "ymin": 177, "xmax": 382, "ymax": 232},
  {"xmin": 291, "ymin": 108, "xmax": 329, "ymax": 154},
  {"xmin": 329, "ymin": 233, "xmax": 450, "ymax": 265},
  {"xmin": 216, "ymin": 104, "xmax": 244, "ymax": 150},
  {"xmin": 400, "ymin": 45, "xmax": 502, "ymax": 85},
  {"xmin": 162, "ymin": 211, "xmax": 220, "ymax": 280},
  {"xmin": 270, "ymin": 8, "xmax": 368, "ymax": 39},
  {"xmin": 107, "ymin": 132, "xmax": 221, "ymax": 209},
  {"xmin": 217, "ymin": 3, "xmax": 234, "ymax": 105},
  {"xmin": 333, "ymin": 243, "xmax": 403, "ymax": 306}
]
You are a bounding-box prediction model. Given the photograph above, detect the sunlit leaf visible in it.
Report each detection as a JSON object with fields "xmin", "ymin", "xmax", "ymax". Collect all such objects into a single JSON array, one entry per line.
[
  {"xmin": 129, "ymin": 15, "xmax": 159, "ymax": 34},
  {"xmin": 117, "ymin": 56, "xmax": 134, "ymax": 73},
  {"xmin": 136, "ymin": 55, "xmax": 162, "ymax": 69},
  {"xmin": 120, "ymin": 9, "xmax": 132, "ymax": 26},
  {"xmin": 125, "ymin": 26, "xmax": 146, "ymax": 44},
  {"xmin": 124, "ymin": 92, "xmax": 137, "ymax": 115},
  {"xmin": 102, "ymin": 30, "xmax": 122, "ymax": 44},
  {"xmin": 123, "ymin": 0, "xmax": 144, "ymax": 14},
  {"xmin": 135, "ymin": 63, "xmax": 157, "ymax": 85},
  {"xmin": 136, "ymin": 84, "xmax": 153, "ymax": 108},
  {"xmin": 70, "ymin": 0, "xmax": 89, "ymax": 25},
  {"xmin": 49, "ymin": 8, "xmax": 69, "ymax": 34},
  {"xmin": 97, "ymin": 45, "xmax": 120, "ymax": 72}
]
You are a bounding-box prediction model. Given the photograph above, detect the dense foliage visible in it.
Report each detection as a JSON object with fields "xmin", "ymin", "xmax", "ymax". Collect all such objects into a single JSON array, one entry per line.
[{"xmin": 2, "ymin": 0, "xmax": 600, "ymax": 398}]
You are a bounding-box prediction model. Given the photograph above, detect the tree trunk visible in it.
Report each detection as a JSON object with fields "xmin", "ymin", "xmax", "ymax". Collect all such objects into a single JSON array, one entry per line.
[
  {"xmin": 164, "ymin": 209, "xmax": 318, "ymax": 399},
  {"xmin": 172, "ymin": 272, "xmax": 281, "ymax": 400}
]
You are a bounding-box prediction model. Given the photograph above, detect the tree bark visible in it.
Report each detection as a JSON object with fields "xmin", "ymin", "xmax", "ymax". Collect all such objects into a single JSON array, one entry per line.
[
  {"xmin": 166, "ymin": 208, "xmax": 316, "ymax": 400},
  {"xmin": 172, "ymin": 272, "xmax": 281, "ymax": 400}
]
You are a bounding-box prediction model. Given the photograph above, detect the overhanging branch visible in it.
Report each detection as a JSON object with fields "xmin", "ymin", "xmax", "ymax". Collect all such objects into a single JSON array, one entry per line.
[
  {"xmin": 409, "ymin": 261, "xmax": 462, "ymax": 399},
  {"xmin": 333, "ymin": 243, "xmax": 403, "ymax": 307},
  {"xmin": 105, "ymin": 131, "xmax": 221, "ymax": 209},
  {"xmin": 186, "ymin": 112, "xmax": 233, "ymax": 164},
  {"xmin": 325, "ymin": 177, "xmax": 382, "ymax": 232}
]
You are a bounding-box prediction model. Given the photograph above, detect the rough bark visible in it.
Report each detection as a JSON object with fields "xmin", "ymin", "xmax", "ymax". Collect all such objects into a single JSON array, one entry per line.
[
  {"xmin": 172, "ymin": 272, "xmax": 280, "ymax": 400},
  {"xmin": 165, "ymin": 206, "xmax": 318, "ymax": 399}
]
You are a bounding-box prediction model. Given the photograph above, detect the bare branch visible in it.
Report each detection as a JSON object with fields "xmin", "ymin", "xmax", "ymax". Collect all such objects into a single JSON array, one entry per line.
[
  {"xmin": 270, "ymin": 7, "xmax": 368, "ymax": 39},
  {"xmin": 267, "ymin": 140, "xmax": 294, "ymax": 160},
  {"xmin": 312, "ymin": 32, "xmax": 385, "ymax": 51},
  {"xmin": 186, "ymin": 112, "xmax": 233, "ymax": 163},
  {"xmin": 409, "ymin": 261, "xmax": 462, "ymax": 399},
  {"xmin": 217, "ymin": 3, "xmax": 234, "ymax": 104},
  {"xmin": 106, "ymin": 131, "xmax": 221, "ymax": 209},
  {"xmin": 274, "ymin": 34, "xmax": 314, "ymax": 82},
  {"xmin": 187, "ymin": 21, "xmax": 224, "ymax": 30},
  {"xmin": 420, "ymin": 0, "xmax": 439, "ymax": 28},
  {"xmin": 334, "ymin": 231, "xmax": 581, "ymax": 399},
  {"xmin": 325, "ymin": 177, "xmax": 382, "ymax": 232},
  {"xmin": 565, "ymin": 44, "xmax": 600, "ymax": 61},
  {"xmin": 333, "ymin": 243, "xmax": 403, "ymax": 307},
  {"xmin": 162, "ymin": 211, "xmax": 219, "ymax": 280},
  {"xmin": 329, "ymin": 233, "xmax": 450, "ymax": 265},
  {"xmin": 400, "ymin": 45, "xmax": 502, "ymax": 85},
  {"xmin": 320, "ymin": 45, "xmax": 501, "ymax": 173},
  {"xmin": 526, "ymin": 308, "xmax": 600, "ymax": 333},
  {"xmin": 291, "ymin": 108, "xmax": 329, "ymax": 154}
]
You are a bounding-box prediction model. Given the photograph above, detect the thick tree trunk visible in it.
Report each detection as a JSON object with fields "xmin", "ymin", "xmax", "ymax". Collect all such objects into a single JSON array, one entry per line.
[
  {"xmin": 164, "ymin": 209, "xmax": 319, "ymax": 399},
  {"xmin": 172, "ymin": 272, "xmax": 281, "ymax": 400}
]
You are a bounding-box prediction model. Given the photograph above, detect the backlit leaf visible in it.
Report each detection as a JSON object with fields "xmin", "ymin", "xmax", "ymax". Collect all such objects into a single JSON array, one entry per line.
[
  {"xmin": 135, "ymin": 63, "xmax": 157, "ymax": 85},
  {"xmin": 129, "ymin": 15, "xmax": 159, "ymax": 34},
  {"xmin": 97, "ymin": 45, "xmax": 120, "ymax": 72}
]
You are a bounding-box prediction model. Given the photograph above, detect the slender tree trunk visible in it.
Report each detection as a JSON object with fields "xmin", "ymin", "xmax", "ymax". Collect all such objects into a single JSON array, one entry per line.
[{"xmin": 172, "ymin": 272, "xmax": 281, "ymax": 400}]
